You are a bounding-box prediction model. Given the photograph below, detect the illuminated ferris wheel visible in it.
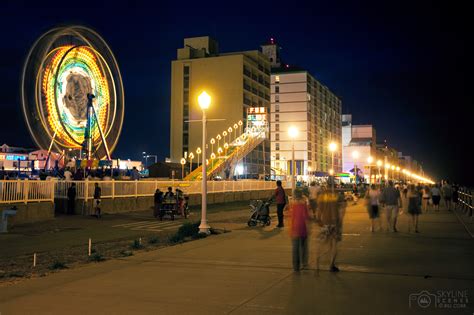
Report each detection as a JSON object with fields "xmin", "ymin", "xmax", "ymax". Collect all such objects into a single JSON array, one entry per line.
[{"xmin": 21, "ymin": 25, "xmax": 124, "ymax": 160}]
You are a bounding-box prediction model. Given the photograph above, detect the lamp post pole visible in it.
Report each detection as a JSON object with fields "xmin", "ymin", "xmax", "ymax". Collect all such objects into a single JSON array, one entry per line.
[
  {"xmin": 288, "ymin": 127, "xmax": 298, "ymax": 193},
  {"xmin": 198, "ymin": 92, "xmax": 211, "ymax": 234}
]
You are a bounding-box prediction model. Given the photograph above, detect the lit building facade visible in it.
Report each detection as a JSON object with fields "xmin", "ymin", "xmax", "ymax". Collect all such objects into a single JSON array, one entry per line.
[
  {"xmin": 170, "ymin": 37, "xmax": 271, "ymax": 178},
  {"xmin": 262, "ymin": 40, "xmax": 342, "ymax": 179},
  {"xmin": 341, "ymin": 115, "xmax": 377, "ymax": 182}
]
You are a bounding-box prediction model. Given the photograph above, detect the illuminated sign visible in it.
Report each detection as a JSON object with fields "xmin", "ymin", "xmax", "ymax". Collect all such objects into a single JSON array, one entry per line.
[{"xmin": 247, "ymin": 107, "xmax": 267, "ymax": 128}]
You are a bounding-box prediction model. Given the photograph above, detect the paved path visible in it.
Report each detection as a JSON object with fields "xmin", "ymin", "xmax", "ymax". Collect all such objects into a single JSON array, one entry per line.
[{"xmin": 1, "ymin": 203, "xmax": 473, "ymax": 314}]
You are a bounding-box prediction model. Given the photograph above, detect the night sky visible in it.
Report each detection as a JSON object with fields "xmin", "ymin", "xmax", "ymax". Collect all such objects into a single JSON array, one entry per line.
[{"xmin": 0, "ymin": 1, "xmax": 471, "ymax": 185}]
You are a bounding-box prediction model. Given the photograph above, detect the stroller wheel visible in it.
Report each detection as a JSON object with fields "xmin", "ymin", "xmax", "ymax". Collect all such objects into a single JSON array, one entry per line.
[{"xmin": 247, "ymin": 220, "xmax": 257, "ymax": 227}]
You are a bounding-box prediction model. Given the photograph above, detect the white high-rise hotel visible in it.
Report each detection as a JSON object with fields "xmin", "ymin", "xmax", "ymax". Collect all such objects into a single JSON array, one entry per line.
[{"xmin": 262, "ymin": 40, "xmax": 342, "ymax": 178}]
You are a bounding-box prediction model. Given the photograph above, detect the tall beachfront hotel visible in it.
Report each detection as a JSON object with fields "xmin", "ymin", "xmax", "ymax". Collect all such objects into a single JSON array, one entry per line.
[
  {"xmin": 262, "ymin": 39, "xmax": 342, "ymax": 179},
  {"xmin": 170, "ymin": 37, "xmax": 271, "ymax": 178}
]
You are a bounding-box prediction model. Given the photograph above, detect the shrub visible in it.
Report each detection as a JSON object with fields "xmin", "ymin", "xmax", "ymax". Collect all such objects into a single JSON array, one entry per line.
[
  {"xmin": 148, "ymin": 236, "xmax": 159, "ymax": 244},
  {"xmin": 89, "ymin": 253, "xmax": 106, "ymax": 262},
  {"xmin": 168, "ymin": 233, "xmax": 184, "ymax": 244},
  {"xmin": 131, "ymin": 239, "xmax": 144, "ymax": 249},
  {"xmin": 192, "ymin": 232, "xmax": 208, "ymax": 240},
  {"xmin": 120, "ymin": 250, "xmax": 133, "ymax": 257},
  {"xmin": 49, "ymin": 260, "xmax": 67, "ymax": 270},
  {"xmin": 177, "ymin": 222, "xmax": 200, "ymax": 238}
]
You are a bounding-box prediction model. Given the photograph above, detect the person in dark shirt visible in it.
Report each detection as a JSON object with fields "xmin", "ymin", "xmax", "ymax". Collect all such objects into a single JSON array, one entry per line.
[
  {"xmin": 272, "ymin": 180, "xmax": 287, "ymax": 228},
  {"xmin": 67, "ymin": 183, "xmax": 76, "ymax": 215},
  {"xmin": 154, "ymin": 189, "xmax": 163, "ymax": 218},
  {"xmin": 164, "ymin": 186, "xmax": 174, "ymax": 199},
  {"xmin": 93, "ymin": 183, "xmax": 102, "ymax": 218}
]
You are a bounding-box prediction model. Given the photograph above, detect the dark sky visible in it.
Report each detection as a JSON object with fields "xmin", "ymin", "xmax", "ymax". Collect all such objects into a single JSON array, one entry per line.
[{"xmin": 0, "ymin": 1, "xmax": 472, "ymax": 185}]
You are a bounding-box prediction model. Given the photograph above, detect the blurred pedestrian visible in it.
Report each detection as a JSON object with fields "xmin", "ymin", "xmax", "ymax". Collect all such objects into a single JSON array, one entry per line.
[
  {"xmin": 315, "ymin": 190, "xmax": 344, "ymax": 272},
  {"xmin": 431, "ymin": 184, "xmax": 441, "ymax": 211},
  {"xmin": 421, "ymin": 185, "xmax": 430, "ymax": 212},
  {"xmin": 308, "ymin": 181, "xmax": 320, "ymax": 217},
  {"xmin": 452, "ymin": 185, "xmax": 459, "ymax": 210},
  {"xmin": 272, "ymin": 180, "xmax": 287, "ymax": 228},
  {"xmin": 407, "ymin": 184, "xmax": 421, "ymax": 233},
  {"xmin": 366, "ymin": 184, "xmax": 381, "ymax": 232},
  {"xmin": 381, "ymin": 180, "xmax": 402, "ymax": 232},
  {"xmin": 153, "ymin": 189, "xmax": 163, "ymax": 218},
  {"xmin": 93, "ymin": 183, "xmax": 102, "ymax": 219},
  {"xmin": 288, "ymin": 189, "xmax": 310, "ymax": 272},
  {"xmin": 442, "ymin": 180, "xmax": 453, "ymax": 211},
  {"xmin": 67, "ymin": 183, "xmax": 76, "ymax": 215}
]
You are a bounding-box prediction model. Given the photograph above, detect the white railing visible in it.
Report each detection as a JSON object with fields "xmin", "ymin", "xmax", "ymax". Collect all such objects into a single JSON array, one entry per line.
[
  {"xmin": 0, "ymin": 180, "xmax": 54, "ymax": 204},
  {"xmin": 1, "ymin": 180, "xmax": 287, "ymax": 203}
]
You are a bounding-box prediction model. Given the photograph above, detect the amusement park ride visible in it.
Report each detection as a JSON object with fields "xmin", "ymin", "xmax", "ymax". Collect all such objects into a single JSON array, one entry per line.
[
  {"xmin": 21, "ymin": 26, "xmax": 125, "ymax": 169},
  {"xmin": 184, "ymin": 107, "xmax": 269, "ymax": 181}
]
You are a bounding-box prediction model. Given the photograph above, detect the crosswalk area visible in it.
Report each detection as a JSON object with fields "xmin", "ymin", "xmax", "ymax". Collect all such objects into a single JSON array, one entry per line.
[{"xmin": 112, "ymin": 220, "xmax": 183, "ymax": 232}]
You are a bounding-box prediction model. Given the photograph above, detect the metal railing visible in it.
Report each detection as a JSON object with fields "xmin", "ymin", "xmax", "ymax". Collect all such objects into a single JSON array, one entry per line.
[
  {"xmin": 458, "ymin": 188, "xmax": 473, "ymax": 218},
  {"xmin": 0, "ymin": 180, "xmax": 54, "ymax": 204},
  {"xmin": 1, "ymin": 180, "xmax": 286, "ymax": 203}
]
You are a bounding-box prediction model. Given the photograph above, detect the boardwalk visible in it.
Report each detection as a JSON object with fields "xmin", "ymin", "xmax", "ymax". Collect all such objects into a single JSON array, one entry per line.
[{"xmin": 1, "ymin": 203, "xmax": 473, "ymax": 314}]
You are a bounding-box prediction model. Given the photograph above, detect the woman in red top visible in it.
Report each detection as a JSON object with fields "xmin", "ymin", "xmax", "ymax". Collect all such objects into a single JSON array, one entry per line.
[
  {"xmin": 273, "ymin": 180, "xmax": 287, "ymax": 228},
  {"xmin": 289, "ymin": 189, "xmax": 310, "ymax": 272}
]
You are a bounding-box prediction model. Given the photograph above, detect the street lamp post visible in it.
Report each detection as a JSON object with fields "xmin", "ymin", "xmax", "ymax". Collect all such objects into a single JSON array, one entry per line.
[
  {"xmin": 377, "ymin": 160, "xmax": 382, "ymax": 184},
  {"xmin": 352, "ymin": 151, "xmax": 359, "ymax": 185},
  {"xmin": 198, "ymin": 91, "xmax": 211, "ymax": 234},
  {"xmin": 367, "ymin": 156, "xmax": 373, "ymax": 184},
  {"xmin": 188, "ymin": 152, "xmax": 194, "ymax": 173},
  {"xmin": 288, "ymin": 127, "xmax": 298, "ymax": 193},
  {"xmin": 196, "ymin": 147, "xmax": 201, "ymax": 167},
  {"xmin": 180, "ymin": 158, "xmax": 186, "ymax": 179},
  {"xmin": 329, "ymin": 142, "xmax": 337, "ymax": 192}
]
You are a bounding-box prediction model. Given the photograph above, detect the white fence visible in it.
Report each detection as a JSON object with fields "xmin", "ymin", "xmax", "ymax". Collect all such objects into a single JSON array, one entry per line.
[
  {"xmin": 0, "ymin": 180, "xmax": 54, "ymax": 204},
  {"xmin": 1, "ymin": 180, "xmax": 286, "ymax": 203}
]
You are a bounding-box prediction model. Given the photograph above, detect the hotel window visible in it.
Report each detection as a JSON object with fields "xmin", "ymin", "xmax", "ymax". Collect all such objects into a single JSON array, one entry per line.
[
  {"xmin": 275, "ymin": 143, "xmax": 280, "ymax": 150},
  {"xmin": 275, "ymin": 124, "xmax": 279, "ymax": 131},
  {"xmin": 275, "ymin": 95, "xmax": 279, "ymax": 102},
  {"xmin": 275, "ymin": 114, "xmax": 279, "ymax": 122},
  {"xmin": 276, "ymin": 153, "xmax": 280, "ymax": 160},
  {"xmin": 275, "ymin": 104, "xmax": 280, "ymax": 112},
  {"xmin": 275, "ymin": 86, "xmax": 279, "ymax": 93},
  {"xmin": 275, "ymin": 75, "xmax": 280, "ymax": 83},
  {"xmin": 275, "ymin": 133, "xmax": 280, "ymax": 141}
]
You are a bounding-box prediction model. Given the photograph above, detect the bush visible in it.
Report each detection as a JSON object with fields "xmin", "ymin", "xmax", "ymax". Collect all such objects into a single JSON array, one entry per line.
[
  {"xmin": 120, "ymin": 250, "xmax": 133, "ymax": 257},
  {"xmin": 49, "ymin": 260, "xmax": 67, "ymax": 270},
  {"xmin": 192, "ymin": 232, "xmax": 208, "ymax": 240},
  {"xmin": 89, "ymin": 253, "xmax": 106, "ymax": 262},
  {"xmin": 148, "ymin": 236, "xmax": 159, "ymax": 244},
  {"xmin": 177, "ymin": 222, "xmax": 200, "ymax": 238},
  {"xmin": 169, "ymin": 233, "xmax": 184, "ymax": 244},
  {"xmin": 131, "ymin": 239, "xmax": 144, "ymax": 249}
]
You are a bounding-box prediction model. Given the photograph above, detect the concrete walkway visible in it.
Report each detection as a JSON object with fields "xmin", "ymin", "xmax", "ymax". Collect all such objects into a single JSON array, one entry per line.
[{"xmin": 1, "ymin": 204, "xmax": 473, "ymax": 314}]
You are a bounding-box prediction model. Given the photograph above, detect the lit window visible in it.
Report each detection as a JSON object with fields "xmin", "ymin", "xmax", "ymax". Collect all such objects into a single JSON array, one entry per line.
[{"xmin": 275, "ymin": 75, "xmax": 280, "ymax": 83}]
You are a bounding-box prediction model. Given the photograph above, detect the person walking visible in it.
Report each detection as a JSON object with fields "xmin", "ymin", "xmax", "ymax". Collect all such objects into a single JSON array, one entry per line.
[
  {"xmin": 442, "ymin": 180, "xmax": 453, "ymax": 211},
  {"xmin": 431, "ymin": 184, "xmax": 441, "ymax": 211},
  {"xmin": 315, "ymin": 189, "xmax": 344, "ymax": 272},
  {"xmin": 421, "ymin": 185, "xmax": 430, "ymax": 212},
  {"xmin": 288, "ymin": 189, "xmax": 310, "ymax": 272},
  {"xmin": 407, "ymin": 184, "xmax": 422, "ymax": 233},
  {"xmin": 93, "ymin": 183, "xmax": 102, "ymax": 219},
  {"xmin": 67, "ymin": 183, "xmax": 76, "ymax": 215},
  {"xmin": 308, "ymin": 181, "xmax": 320, "ymax": 217},
  {"xmin": 153, "ymin": 189, "xmax": 163, "ymax": 218},
  {"xmin": 381, "ymin": 180, "xmax": 402, "ymax": 232},
  {"xmin": 366, "ymin": 184, "xmax": 381, "ymax": 232},
  {"xmin": 452, "ymin": 185, "xmax": 459, "ymax": 210},
  {"xmin": 273, "ymin": 180, "xmax": 287, "ymax": 228}
]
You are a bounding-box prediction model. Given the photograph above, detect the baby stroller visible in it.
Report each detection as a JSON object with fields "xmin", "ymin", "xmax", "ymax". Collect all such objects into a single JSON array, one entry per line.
[{"xmin": 247, "ymin": 199, "xmax": 272, "ymax": 227}]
